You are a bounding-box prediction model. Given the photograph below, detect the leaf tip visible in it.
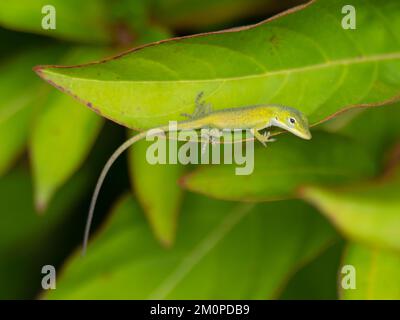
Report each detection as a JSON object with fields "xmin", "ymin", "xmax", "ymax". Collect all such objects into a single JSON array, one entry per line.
[
  {"xmin": 178, "ymin": 170, "xmax": 205, "ymax": 194},
  {"xmin": 177, "ymin": 174, "xmax": 188, "ymax": 188},
  {"xmin": 297, "ymin": 185, "xmax": 322, "ymax": 204},
  {"xmin": 33, "ymin": 65, "xmax": 47, "ymax": 79},
  {"xmin": 296, "ymin": 185, "xmax": 311, "ymax": 198},
  {"xmin": 34, "ymin": 64, "xmax": 62, "ymax": 82},
  {"xmin": 34, "ymin": 188, "xmax": 53, "ymax": 214},
  {"xmin": 35, "ymin": 198, "xmax": 47, "ymax": 214},
  {"xmin": 177, "ymin": 172, "xmax": 195, "ymax": 191},
  {"xmin": 157, "ymin": 234, "xmax": 174, "ymax": 249},
  {"xmin": 33, "ymin": 65, "xmax": 59, "ymax": 88}
]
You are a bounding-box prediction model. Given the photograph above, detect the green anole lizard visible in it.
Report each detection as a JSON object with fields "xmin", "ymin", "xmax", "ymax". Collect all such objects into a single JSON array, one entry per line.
[{"xmin": 82, "ymin": 92, "xmax": 312, "ymax": 255}]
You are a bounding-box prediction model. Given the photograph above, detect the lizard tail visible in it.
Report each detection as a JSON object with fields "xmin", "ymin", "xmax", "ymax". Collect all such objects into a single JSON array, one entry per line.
[
  {"xmin": 82, "ymin": 118, "xmax": 206, "ymax": 255},
  {"xmin": 82, "ymin": 130, "xmax": 148, "ymax": 256}
]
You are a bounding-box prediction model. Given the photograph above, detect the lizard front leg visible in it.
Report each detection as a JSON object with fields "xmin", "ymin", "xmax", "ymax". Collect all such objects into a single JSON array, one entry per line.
[{"xmin": 251, "ymin": 128, "xmax": 276, "ymax": 147}]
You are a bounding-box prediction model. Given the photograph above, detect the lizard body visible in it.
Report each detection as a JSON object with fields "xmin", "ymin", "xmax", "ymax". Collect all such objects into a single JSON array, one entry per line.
[
  {"xmin": 82, "ymin": 94, "xmax": 311, "ymax": 254},
  {"xmin": 171, "ymin": 104, "xmax": 311, "ymax": 141}
]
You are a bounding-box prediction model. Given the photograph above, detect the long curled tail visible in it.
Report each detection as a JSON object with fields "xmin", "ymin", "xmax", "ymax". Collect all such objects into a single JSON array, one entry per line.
[
  {"xmin": 82, "ymin": 130, "xmax": 149, "ymax": 256},
  {"xmin": 82, "ymin": 119, "xmax": 205, "ymax": 255}
]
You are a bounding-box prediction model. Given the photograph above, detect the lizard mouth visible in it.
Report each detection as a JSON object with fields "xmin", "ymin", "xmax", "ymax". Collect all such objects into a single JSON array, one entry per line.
[
  {"xmin": 294, "ymin": 130, "xmax": 312, "ymax": 140},
  {"xmin": 260, "ymin": 127, "xmax": 312, "ymax": 140}
]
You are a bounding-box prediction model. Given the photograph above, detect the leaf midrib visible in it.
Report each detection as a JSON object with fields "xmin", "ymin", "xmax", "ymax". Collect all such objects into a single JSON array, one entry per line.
[
  {"xmin": 46, "ymin": 51, "xmax": 400, "ymax": 84},
  {"xmin": 148, "ymin": 203, "xmax": 255, "ymax": 299},
  {"xmin": 193, "ymin": 167, "xmax": 370, "ymax": 180}
]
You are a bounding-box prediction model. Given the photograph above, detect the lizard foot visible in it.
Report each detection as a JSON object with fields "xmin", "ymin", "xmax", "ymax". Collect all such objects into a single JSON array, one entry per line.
[
  {"xmin": 252, "ymin": 130, "xmax": 276, "ymax": 147},
  {"xmin": 200, "ymin": 128, "xmax": 222, "ymax": 155},
  {"xmin": 262, "ymin": 131, "xmax": 276, "ymax": 143}
]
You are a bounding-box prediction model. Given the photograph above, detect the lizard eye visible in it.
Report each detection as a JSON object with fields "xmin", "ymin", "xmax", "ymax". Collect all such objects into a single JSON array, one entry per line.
[{"xmin": 289, "ymin": 117, "xmax": 296, "ymax": 124}]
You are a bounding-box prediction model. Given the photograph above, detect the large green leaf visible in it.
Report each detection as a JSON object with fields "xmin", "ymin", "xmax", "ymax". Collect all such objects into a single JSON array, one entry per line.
[
  {"xmin": 0, "ymin": 1, "xmax": 111, "ymax": 44},
  {"xmin": 44, "ymin": 195, "xmax": 336, "ymax": 299},
  {"xmin": 0, "ymin": 48, "xmax": 63, "ymax": 176},
  {"xmin": 340, "ymin": 243, "xmax": 400, "ymax": 299},
  {"xmin": 180, "ymin": 132, "xmax": 377, "ymax": 201},
  {"xmin": 30, "ymin": 48, "xmax": 106, "ymax": 211},
  {"xmin": 301, "ymin": 165, "xmax": 400, "ymax": 251},
  {"xmin": 128, "ymin": 138, "xmax": 185, "ymax": 246},
  {"xmin": 36, "ymin": 0, "xmax": 400, "ymax": 130}
]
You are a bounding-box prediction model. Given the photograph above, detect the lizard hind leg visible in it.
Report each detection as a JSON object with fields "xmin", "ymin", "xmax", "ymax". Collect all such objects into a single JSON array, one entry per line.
[
  {"xmin": 180, "ymin": 113, "xmax": 193, "ymax": 119},
  {"xmin": 181, "ymin": 91, "xmax": 211, "ymax": 119},
  {"xmin": 192, "ymin": 91, "xmax": 213, "ymax": 118}
]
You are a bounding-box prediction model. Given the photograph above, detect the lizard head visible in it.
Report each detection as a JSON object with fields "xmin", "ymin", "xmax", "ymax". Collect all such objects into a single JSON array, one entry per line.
[{"xmin": 272, "ymin": 106, "xmax": 312, "ymax": 140}]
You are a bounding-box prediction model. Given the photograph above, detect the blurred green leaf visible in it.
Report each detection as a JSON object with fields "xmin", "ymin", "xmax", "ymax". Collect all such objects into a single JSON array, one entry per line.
[
  {"xmin": 30, "ymin": 48, "xmax": 106, "ymax": 211},
  {"xmin": 44, "ymin": 195, "xmax": 336, "ymax": 299},
  {"xmin": 280, "ymin": 241, "xmax": 343, "ymax": 299},
  {"xmin": 149, "ymin": 0, "xmax": 305, "ymax": 30},
  {"xmin": 0, "ymin": 166, "xmax": 92, "ymax": 299},
  {"xmin": 0, "ymin": 1, "xmax": 111, "ymax": 44},
  {"xmin": 0, "ymin": 48, "xmax": 63, "ymax": 176},
  {"xmin": 107, "ymin": 0, "xmax": 148, "ymax": 30},
  {"xmin": 338, "ymin": 102, "xmax": 400, "ymax": 165},
  {"xmin": 128, "ymin": 139, "xmax": 185, "ymax": 246},
  {"xmin": 301, "ymin": 165, "xmax": 400, "ymax": 251},
  {"xmin": 36, "ymin": 0, "xmax": 400, "ymax": 130},
  {"xmin": 340, "ymin": 243, "xmax": 400, "ymax": 299},
  {"xmin": 133, "ymin": 25, "xmax": 172, "ymax": 46},
  {"xmin": 0, "ymin": 27, "xmax": 49, "ymax": 58},
  {"xmin": 104, "ymin": 0, "xmax": 171, "ymax": 47},
  {"xmin": 181, "ymin": 132, "xmax": 377, "ymax": 201}
]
